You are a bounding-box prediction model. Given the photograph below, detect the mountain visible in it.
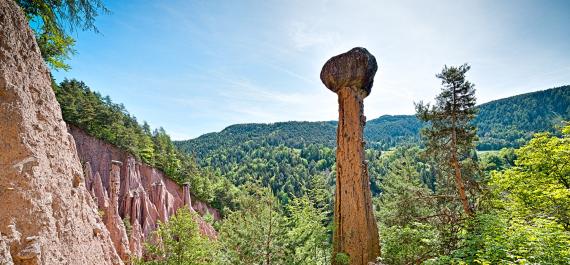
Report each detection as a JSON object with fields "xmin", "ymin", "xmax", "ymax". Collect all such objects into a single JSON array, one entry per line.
[
  {"xmin": 474, "ymin": 86, "xmax": 570, "ymax": 149},
  {"xmin": 176, "ymin": 85, "xmax": 570, "ymax": 157},
  {"xmin": 184, "ymin": 121, "xmax": 338, "ymax": 159}
]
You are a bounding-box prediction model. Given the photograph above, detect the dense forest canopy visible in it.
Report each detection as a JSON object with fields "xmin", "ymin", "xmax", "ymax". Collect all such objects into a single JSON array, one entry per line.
[
  {"xmin": 171, "ymin": 85, "xmax": 569, "ymax": 208},
  {"xmin": 475, "ymin": 86, "xmax": 570, "ymax": 149}
]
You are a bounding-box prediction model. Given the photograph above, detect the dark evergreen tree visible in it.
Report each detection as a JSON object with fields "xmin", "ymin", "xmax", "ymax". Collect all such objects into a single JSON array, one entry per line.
[{"xmin": 415, "ymin": 64, "xmax": 478, "ymax": 216}]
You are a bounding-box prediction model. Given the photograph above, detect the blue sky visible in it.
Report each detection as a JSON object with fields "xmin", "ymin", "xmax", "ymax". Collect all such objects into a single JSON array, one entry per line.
[{"xmin": 53, "ymin": 0, "xmax": 570, "ymax": 140}]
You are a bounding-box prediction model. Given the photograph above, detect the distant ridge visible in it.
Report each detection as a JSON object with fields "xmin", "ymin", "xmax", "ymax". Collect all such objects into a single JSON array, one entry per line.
[{"xmin": 176, "ymin": 85, "xmax": 570, "ymax": 157}]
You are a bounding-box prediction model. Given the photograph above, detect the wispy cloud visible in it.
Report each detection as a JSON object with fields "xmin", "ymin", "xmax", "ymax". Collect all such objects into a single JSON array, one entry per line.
[{"xmin": 289, "ymin": 22, "xmax": 341, "ymax": 51}]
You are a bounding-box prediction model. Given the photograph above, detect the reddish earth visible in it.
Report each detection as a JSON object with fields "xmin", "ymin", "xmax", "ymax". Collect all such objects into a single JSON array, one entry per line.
[
  {"xmin": 70, "ymin": 125, "xmax": 219, "ymax": 258},
  {"xmin": 0, "ymin": 0, "xmax": 122, "ymax": 263}
]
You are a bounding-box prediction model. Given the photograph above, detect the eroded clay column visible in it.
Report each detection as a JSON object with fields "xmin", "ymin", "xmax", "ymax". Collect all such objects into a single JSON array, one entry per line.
[
  {"xmin": 105, "ymin": 160, "xmax": 131, "ymax": 260},
  {"xmin": 320, "ymin": 47, "xmax": 380, "ymax": 265}
]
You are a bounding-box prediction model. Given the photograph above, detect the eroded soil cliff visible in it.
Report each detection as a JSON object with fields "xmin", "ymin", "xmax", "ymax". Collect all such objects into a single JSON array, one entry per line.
[
  {"xmin": 69, "ymin": 125, "xmax": 219, "ymax": 258},
  {"xmin": 0, "ymin": 0, "xmax": 123, "ymax": 264}
]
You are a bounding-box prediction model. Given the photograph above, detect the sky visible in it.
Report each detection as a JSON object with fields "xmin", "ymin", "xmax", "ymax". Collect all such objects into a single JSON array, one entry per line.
[{"xmin": 53, "ymin": 0, "xmax": 570, "ymax": 140}]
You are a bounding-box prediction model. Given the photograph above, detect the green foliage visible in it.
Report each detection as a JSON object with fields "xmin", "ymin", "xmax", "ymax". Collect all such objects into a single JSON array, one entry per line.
[
  {"xmin": 375, "ymin": 147, "xmax": 443, "ymax": 264},
  {"xmin": 16, "ymin": 0, "xmax": 108, "ymax": 70},
  {"xmin": 475, "ymin": 86, "xmax": 570, "ymax": 150},
  {"xmin": 55, "ymin": 79, "xmax": 154, "ymax": 160},
  {"xmin": 123, "ymin": 216, "xmax": 132, "ymax": 236},
  {"xmin": 365, "ymin": 115, "xmax": 422, "ymax": 149},
  {"xmin": 215, "ymin": 184, "xmax": 332, "ymax": 264},
  {"xmin": 436, "ymin": 213, "xmax": 570, "ymax": 265},
  {"xmin": 426, "ymin": 125, "xmax": 570, "ymax": 264},
  {"xmin": 491, "ymin": 125, "xmax": 570, "ymax": 229},
  {"xmin": 377, "ymin": 128, "xmax": 570, "ymax": 264},
  {"xmin": 491, "ymin": 126, "xmax": 570, "ymax": 230},
  {"xmin": 136, "ymin": 208, "xmax": 216, "ymax": 265},
  {"xmin": 286, "ymin": 197, "xmax": 331, "ymax": 264},
  {"xmin": 334, "ymin": 252, "xmax": 350, "ymax": 265},
  {"xmin": 478, "ymin": 148, "xmax": 516, "ymax": 172},
  {"xmin": 381, "ymin": 222, "xmax": 439, "ymax": 265},
  {"xmin": 416, "ymin": 64, "xmax": 480, "ymax": 217},
  {"xmin": 416, "ymin": 63, "xmax": 478, "ymax": 158},
  {"xmin": 177, "ymin": 121, "xmax": 337, "ymax": 158},
  {"xmin": 179, "ymin": 132, "xmax": 337, "ymax": 206},
  {"xmin": 376, "ymin": 147, "xmax": 435, "ymax": 227},
  {"xmin": 217, "ymin": 185, "xmax": 290, "ymax": 264}
]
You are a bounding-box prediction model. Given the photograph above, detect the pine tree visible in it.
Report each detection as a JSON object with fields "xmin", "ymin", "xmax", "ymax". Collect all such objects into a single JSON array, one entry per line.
[
  {"xmin": 375, "ymin": 147, "xmax": 440, "ymax": 264},
  {"xmin": 286, "ymin": 197, "xmax": 331, "ymax": 265},
  {"xmin": 415, "ymin": 64, "xmax": 478, "ymax": 216},
  {"xmin": 217, "ymin": 185, "xmax": 289, "ymax": 264},
  {"xmin": 137, "ymin": 208, "xmax": 216, "ymax": 265}
]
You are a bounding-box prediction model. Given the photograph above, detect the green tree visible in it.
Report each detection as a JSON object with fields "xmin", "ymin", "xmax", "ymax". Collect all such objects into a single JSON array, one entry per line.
[
  {"xmin": 430, "ymin": 125, "xmax": 570, "ymax": 264},
  {"xmin": 286, "ymin": 197, "xmax": 331, "ymax": 265},
  {"xmin": 416, "ymin": 64, "xmax": 478, "ymax": 216},
  {"xmin": 139, "ymin": 122, "xmax": 156, "ymax": 164},
  {"xmin": 16, "ymin": 0, "xmax": 108, "ymax": 70},
  {"xmin": 217, "ymin": 185, "xmax": 289, "ymax": 264},
  {"xmin": 153, "ymin": 127, "xmax": 181, "ymax": 177},
  {"xmin": 137, "ymin": 208, "xmax": 216, "ymax": 265},
  {"xmin": 375, "ymin": 147, "xmax": 440, "ymax": 264},
  {"xmin": 491, "ymin": 125, "xmax": 570, "ymax": 230}
]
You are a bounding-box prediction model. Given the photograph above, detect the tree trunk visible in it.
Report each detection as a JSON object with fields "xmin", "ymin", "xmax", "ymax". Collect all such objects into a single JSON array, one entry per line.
[
  {"xmin": 450, "ymin": 96, "xmax": 472, "ymax": 216},
  {"xmin": 333, "ymin": 87, "xmax": 380, "ymax": 265}
]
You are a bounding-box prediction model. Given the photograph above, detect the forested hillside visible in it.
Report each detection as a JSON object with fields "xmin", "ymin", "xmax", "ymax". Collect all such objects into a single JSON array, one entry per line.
[
  {"xmin": 475, "ymin": 86, "xmax": 570, "ymax": 149},
  {"xmin": 187, "ymin": 121, "xmax": 338, "ymax": 158},
  {"xmin": 178, "ymin": 85, "xmax": 569, "ymax": 156}
]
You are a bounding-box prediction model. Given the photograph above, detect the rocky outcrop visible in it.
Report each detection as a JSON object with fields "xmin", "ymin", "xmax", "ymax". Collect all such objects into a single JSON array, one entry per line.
[
  {"xmin": 69, "ymin": 125, "xmax": 220, "ymax": 258},
  {"xmin": 321, "ymin": 48, "xmax": 381, "ymax": 264},
  {"xmin": 0, "ymin": 0, "xmax": 123, "ymax": 264}
]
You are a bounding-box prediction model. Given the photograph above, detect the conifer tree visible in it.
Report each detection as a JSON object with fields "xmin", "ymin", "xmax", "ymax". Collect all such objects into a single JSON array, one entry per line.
[
  {"xmin": 137, "ymin": 208, "xmax": 216, "ymax": 265},
  {"xmin": 416, "ymin": 64, "xmax": 478, "ymax": 216},
  {"xmin": 217, "ymin": 185, "xmax": 289, "ymax": 264}
]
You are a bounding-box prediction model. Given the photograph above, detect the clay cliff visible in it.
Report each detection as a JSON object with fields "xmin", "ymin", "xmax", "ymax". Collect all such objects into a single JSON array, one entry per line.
[
  {"xmin": 0, "ymin": 0, "xmax": 123, "ymax": 264},
  {"xmin": 69, "ymin": 125, "xmax": 220, "ymax": 258}
]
